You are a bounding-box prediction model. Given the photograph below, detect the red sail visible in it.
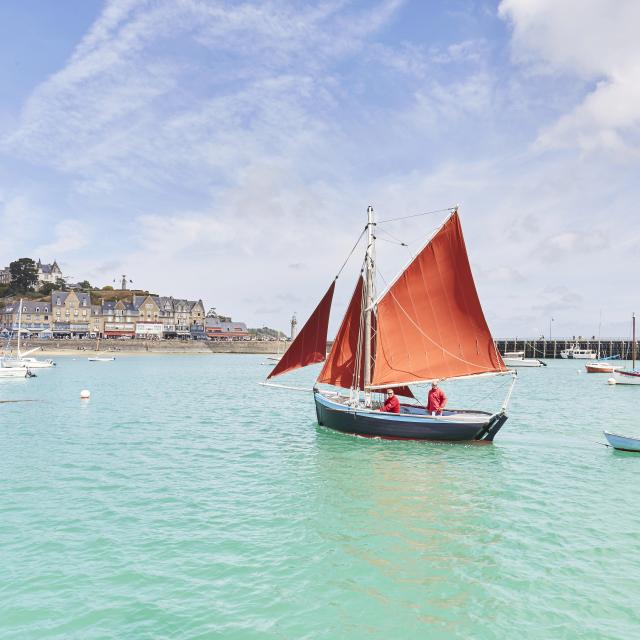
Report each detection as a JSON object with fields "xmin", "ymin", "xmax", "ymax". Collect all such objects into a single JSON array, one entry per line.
[
  {"xmin": 371, "ymin": 212, "xmax": 505, "ymax": 387},
  {"xmin": 268, "ymin": 281, "xmax": 335, "ymax": 379},
  {"xmin": 318, "ymin": 276, "xmax": 415, "ymax": 399},
  {"xmin": 317, "ymin": 277, "xmax": 364, "ymax": 389}
]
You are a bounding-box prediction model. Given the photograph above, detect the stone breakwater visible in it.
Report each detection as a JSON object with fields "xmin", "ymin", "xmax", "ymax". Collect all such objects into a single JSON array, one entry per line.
[{"xmin": 18, "ymin": 339, "xmax": 288, "ymax": 356}]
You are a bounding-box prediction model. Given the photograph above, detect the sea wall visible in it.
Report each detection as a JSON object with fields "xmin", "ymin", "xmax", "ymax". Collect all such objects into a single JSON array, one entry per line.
[{"xmin": 18, "ymin": 339, "xmax": 287, "ymax": 356}]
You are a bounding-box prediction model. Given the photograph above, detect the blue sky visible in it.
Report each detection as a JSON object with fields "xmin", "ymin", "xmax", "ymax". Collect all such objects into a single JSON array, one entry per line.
[{"xmin": 1, "ymin": 0, "xmax": 639, "ymax": 338}]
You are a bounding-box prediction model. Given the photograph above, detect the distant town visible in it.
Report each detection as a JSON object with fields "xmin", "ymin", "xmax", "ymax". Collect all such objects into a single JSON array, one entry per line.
[{"xmin": 0, "ymin": 258, "xmax": 291, "ymax": 341}]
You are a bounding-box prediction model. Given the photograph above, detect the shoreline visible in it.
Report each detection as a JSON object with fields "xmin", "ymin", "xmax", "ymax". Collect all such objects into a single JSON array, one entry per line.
[{"xmin": 12, "ymin": 339, "xmax": 285, "ymax": 358}]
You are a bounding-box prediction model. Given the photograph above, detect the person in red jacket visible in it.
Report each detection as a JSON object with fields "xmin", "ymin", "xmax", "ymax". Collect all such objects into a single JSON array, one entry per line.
[
  {"xmin": 427, "ymin": 381, "xmax": 447, "ymax": 415},
  {"xmin": 379, "ymin": 388, "xmax": 400, "ymax": 413}
]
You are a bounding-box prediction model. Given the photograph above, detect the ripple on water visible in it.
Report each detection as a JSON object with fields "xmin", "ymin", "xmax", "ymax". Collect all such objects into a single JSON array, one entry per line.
[{"xmin": 0, "ymin": 357, "xmax": 639, "ymax": 639}]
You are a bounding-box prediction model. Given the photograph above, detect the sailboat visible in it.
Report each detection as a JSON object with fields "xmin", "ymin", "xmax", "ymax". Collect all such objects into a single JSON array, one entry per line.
[
  {"xmin": 264, "ymin": 207, "xmax": 516, "ymax": 441},
  {"xmin": 611, "ymin": 313, "xmax": 640, "ymax": 385},
  {"xmin": 1, "ymin": 299, "xmax": 54, "ymax": 370}
]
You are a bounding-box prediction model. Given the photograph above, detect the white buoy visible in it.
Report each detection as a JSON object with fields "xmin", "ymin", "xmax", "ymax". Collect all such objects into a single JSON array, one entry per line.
[
  {"xmin": 607, "ymin": 378, "xmax": 617, "ymax": 385},
  {"xmin": 80, "ymin": 389, "xmax": 91, "ymax": 399}
]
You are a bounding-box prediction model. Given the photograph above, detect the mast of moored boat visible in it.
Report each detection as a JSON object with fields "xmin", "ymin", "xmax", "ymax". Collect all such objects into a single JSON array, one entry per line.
[
  {"xmin": 363, "ymin": 205, "xmax": 376, "ymax": 407},
  {"xmin": 17, "ymin": 298, "xmax": 23, "ymax": 358},
  {"xmin": 633, "ymin": 312, "xmax": 636, "ymax": 370}
]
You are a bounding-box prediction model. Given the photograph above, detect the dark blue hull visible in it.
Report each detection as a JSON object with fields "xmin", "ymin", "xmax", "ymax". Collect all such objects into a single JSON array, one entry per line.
[{"xmin": 314, "ymin": 391, "xmax": 507, "ymax": 442}]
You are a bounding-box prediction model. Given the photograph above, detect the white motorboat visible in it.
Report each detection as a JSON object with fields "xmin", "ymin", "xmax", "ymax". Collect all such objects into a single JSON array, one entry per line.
[
  {"xmin": 502, "ymin": 351, "xmax": 545, "ymax": 368},
  {"xmin": 88, "ymin": 356, "xmax": 115, "ymax": 362},
  {"xmin": 560, "ymin": 344, "xmax": 597, "ymax": 359}
]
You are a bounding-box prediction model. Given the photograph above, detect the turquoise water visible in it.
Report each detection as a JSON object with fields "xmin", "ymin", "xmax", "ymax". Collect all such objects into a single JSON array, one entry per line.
[{"xmin": 1, "ymin": 355, "xmax": 638, "ymax": 639}]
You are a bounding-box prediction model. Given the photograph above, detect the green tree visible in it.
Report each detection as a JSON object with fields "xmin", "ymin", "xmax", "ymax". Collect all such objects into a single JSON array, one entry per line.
[
  {"xmin": 55, "ymin": 277, "xmax": 68, "ymax": 291},
  {"xmin": 39, "ymin": 282, "xmax": 57, "ymax": 296},
  {"xmin": 9, "ymin": 258, "xmax": 38, "ymax": 293},
  {"xmin": 101, "ymin": 285, "xmax": 114, "ymax": 291},
  {"xmin": 77, "ymin": 280, "xmax": 92, "ymax": 291}
]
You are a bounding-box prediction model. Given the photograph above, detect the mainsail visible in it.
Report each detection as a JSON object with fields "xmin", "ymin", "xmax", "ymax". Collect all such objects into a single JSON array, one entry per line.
[
  {"xmin": 370, "ymin": 212, "xmax": 505, "ymax": 387},
  {"xmin": 268, "ymin": 281, "xmax": 335, "ymax": 379}
]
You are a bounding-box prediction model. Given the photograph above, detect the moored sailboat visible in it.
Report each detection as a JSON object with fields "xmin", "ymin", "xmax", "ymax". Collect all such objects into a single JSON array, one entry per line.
[
  {"xmin": 611, "ymin": 313, "xmax": 640, "ymax": 385},
  {"xmin": 264, "ymin": 207, "xmax": 516, "ymax": 441}
]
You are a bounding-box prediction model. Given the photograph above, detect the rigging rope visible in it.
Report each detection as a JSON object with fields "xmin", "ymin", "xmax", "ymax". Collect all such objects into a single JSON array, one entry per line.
[
  {"xmin": 377, "ymin": 207, "xmax": 457, "ymax": 224},
  {"xmin": 335, "ymin": 226, "xmax": 367, "ymax": 280}
]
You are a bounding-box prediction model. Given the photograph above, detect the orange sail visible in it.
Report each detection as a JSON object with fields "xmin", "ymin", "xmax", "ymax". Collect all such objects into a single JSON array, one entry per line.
[
  {"xmin": 317, "ymin": 277, "xmax": 364, "ymax": 389},
  {"xmin": 268, "ymin": 281, "xmax": 335, "ymax": 379},
  {"xmin": 370, "ymin": 212, "xmax": 505, "ymax": 387},
  {"xmin": 318, "ymin": 276, "xmax": 415, "ymax": 399}
]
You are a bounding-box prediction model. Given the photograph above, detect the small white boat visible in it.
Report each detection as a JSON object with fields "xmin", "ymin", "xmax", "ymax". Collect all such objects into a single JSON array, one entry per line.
[
  {"xmin": 585, "ymin": 362, "xmax": 624, "ymax": 373},
  {"xmin": 604, "ymin": 431, "xmax": 640, "ymax": 452},
  {"xmin": 560, "ymin": 344, "xmax": 597, "ymax": 359},
  {"xmin": 2, "ymin": 355, "xmax": 55, "ymax": 369},
  {"xmin": 611, "ymin": 370, "xmax": 640, "ymax": 385},
  {"xmin": 0, "ymin": 367, "xmax": 31, "ymax": 379},
  {"xmin": 88, "ymin": 357, "xmax": 115, "ymax": 362},
  {"xmin": 502, "ymin": 351, "xmax": 545, "ymax": 368}
]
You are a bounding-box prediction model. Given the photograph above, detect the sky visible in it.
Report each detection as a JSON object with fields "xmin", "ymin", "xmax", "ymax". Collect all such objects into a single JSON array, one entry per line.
[{"xmin": 1, "ymin": 0, "xmax": 639, "ymax": 339}]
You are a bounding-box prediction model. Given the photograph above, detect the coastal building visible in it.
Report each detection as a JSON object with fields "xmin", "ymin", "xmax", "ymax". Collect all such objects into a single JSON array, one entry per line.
[
  {"xmin": 132, "ymin": 295, "xmax": 163, "ymax": 338},
  {"xmin": 0, "ymin": 300, "xmax": 52, "ymax": 337},
  {"xmin": 36, "ymin": 259, "xmax": 63, "ymax": 286},
  {"xmin": 102, "ymin": 299, "xmax": 137, "ymax": 338},
  {"xmin": 51, "ymin": 291, "xmax": 91, "ymax": 338},
  {"xmin": 188, "ymin": 300, "xmax": 206, "ymax": 339},
  {"xmin": 0, "ymin": 289, "xmax": 226, "ymax": 341},
  {"xmin": 205, "ymin": 313, "xmax": 249, "ymax": 340},
  {"xmin": 0, "ymin": 267, "xmax": 10, "ymax": 285}
]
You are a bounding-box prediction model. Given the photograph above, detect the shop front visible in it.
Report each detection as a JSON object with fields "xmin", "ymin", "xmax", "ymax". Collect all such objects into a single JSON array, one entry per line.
[
  {"xmin": 104, "ymin": 322, "xmax": 136, "ymax": 338},
  {"xmin": 135, "ymin": 323, "xmax": 163, "ymax": 339}
]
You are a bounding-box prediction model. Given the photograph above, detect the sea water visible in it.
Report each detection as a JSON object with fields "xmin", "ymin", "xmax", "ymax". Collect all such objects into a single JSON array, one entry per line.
[{"xmin": 0, "ymin": 355, "xmax": 638, "ymax": 639}]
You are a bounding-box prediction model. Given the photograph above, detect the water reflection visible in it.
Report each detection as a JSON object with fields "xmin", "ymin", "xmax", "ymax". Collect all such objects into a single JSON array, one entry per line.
[{"xmin": 306, "ymin": 427, "xmax": 506, "ymax": 634}]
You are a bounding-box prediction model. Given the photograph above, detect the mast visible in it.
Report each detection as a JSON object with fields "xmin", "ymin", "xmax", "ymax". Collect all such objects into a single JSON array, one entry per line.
[
  {"xmin": 633, "ymin": 312, "xmax": 636, "ymax": 370},
  {"xmin": 17, "ymin": 298, "xmax": 23, "ymax": 358},
  {"xmin": 364, "ymin": 205, "xmax": 375, "ymax": 406}
]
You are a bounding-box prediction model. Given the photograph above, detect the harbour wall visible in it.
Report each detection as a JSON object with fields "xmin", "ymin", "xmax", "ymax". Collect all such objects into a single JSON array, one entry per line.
[{"xmin": 19, "ymin": 339, "xmax": 287, "ymax": 356}]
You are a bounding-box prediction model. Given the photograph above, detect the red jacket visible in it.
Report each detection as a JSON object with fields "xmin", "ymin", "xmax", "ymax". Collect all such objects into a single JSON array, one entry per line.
[
  {"xmin": 380, "ymin": 395, "xmax": 400, "ymax": 413},
  {"xmin": 427, "ymin": 387, "xmax": 447, "ymax": 414}
]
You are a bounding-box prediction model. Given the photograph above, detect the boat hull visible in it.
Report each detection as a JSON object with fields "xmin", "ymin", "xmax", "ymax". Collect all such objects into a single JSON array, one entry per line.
[
  {"xmin": 503, "ymin": 357, "xmax": 544, "ymax": 367},
  {"xmin": 314, "ymin": 391, "xmax": 507, "ymax": 442},
  {"xmin": 604, "ymin": 431, "xmax": 640, "ymax": 452},
  {"xmin": 585, "ymin": 363, "xmax": 623, "ymax": 373},
  {"xmin": 611, "ymin": 370, "xmax": 640, "ymax": 385},
  {"xmin": 0, "ymin": 368, "xmax": 29, "ymax": 378}
]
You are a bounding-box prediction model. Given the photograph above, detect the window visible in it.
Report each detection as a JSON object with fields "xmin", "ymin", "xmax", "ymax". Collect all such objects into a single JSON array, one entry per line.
[
  {"xmin": 56, "ymin": 311, "xmax": 60, "ymax": 317},
  {"xmin": 36, "ymin": 307, "xmax": 40, "ymax": 313},
  {"xmin": 56, "ymin": 298, "xmax": 61, "ymax": 305},
  {"xmin": 44, "ymin": 316, "xmax": 48, "ymax": 320},
  {"xmin": 82, "ymin": 310, "xmax": 87, "ymax": 316},
  {"xmin": 23, "ymin": 306, "xmax": 27, "ymax": 312}
]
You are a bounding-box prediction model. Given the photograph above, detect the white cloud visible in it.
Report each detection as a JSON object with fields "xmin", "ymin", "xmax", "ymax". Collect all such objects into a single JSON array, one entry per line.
[
  {"xmin": 34, "ymin": 219, "xmax": 90, "ymax": 257},
  {"xmin": 499, "ymin": 0, "xmax": 640, "ymax": 153}
]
